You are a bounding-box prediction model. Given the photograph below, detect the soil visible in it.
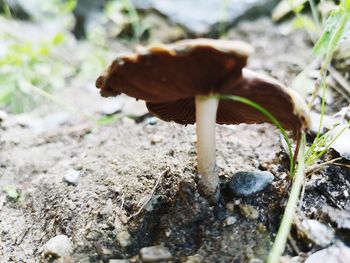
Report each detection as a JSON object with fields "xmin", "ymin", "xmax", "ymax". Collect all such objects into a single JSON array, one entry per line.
[{"xmin": 0, "ymin": 18, "xmax": 349, "ymax": 263}]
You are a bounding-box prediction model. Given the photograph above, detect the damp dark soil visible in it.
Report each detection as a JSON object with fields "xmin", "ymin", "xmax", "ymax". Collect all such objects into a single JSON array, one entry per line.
[{"xmin": 0, "ymin": 18, "xmax": 349, "ymax": 263}]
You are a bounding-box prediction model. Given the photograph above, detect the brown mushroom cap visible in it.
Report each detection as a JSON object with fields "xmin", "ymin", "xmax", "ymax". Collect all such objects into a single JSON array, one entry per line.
[
  {"xmin": 96, "ymin": 38, "xmax": 253, "ymax": 102},
  {"xmin": 96, "ymin": 38, "xmax": 310, "ymax": 132},
  {"xmin": 147, "ymin": 69, "xmax": 310, "ymax": 131}
]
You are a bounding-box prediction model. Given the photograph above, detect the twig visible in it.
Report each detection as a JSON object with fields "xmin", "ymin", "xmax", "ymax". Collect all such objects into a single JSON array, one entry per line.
[
  {"xmin": 120, "ymin": 193, "xmax": 125, "ymax": 210},
  {"xmin": 292, "ymin": 130, "xmax": 301, "ymax": 171},
  {"xmin": 127, "ymin": 169, "xmax": 167, "ymax": 220},
  {"xmin": 306, "ymin": 157, "xmax": 343, "ymax": 175}
]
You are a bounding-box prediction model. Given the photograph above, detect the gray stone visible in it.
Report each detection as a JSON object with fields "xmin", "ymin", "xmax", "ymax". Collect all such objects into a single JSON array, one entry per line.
[
  {"xmin": 64, "ymin": 169, "xmax": 82, "ymax": 186},
  {"xmin": 140, "ymin": 245, "xmax": 172, "ymax": 262},
  {"xmin": 42, "ymin": 235, "xmax": 72, "ymax": 259},
  {"xmin": 229, "ymin": 171, "xmax": 274, "ymax": 197},
  {"xmin": 146, "ymin": 117, "xmax": 158, "ymax": 125},
  {"xmin": 305, "ymin": 243, "xmax": 350, "ymax": 263},
  {"xmin": 301, "ymin": 219, "xmax": 334, "ymax": 247},
  {"xmin": 133, "ymin": 0, "xmax": 278, "ymax": 35}
]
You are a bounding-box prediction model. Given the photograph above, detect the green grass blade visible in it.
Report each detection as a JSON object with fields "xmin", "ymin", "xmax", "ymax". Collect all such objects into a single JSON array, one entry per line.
[
  {"xmin": 219, "ymin": 94, "xmax": 295, "ymax": 175},
  {"xmin": 267, "ymin": 133, "xmax": 306, "ymax": 263}
]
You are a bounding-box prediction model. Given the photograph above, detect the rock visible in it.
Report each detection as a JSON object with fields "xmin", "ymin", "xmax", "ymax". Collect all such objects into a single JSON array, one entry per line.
[
  {"xmin": 309, "ymin": 111, "xmax": 339, "ymax": 135},
  {"xmin": 329, "ymin": 125, "xmax": 350, "ymax": 160},
  {"xmin": 99, "ymin": 97, "xmax": 123, "ymax": 115},
  {"xmin": 229, "ymin": 171, "xmax": 274, "ymax": 197},
  {"xmin": 64, "ymin": 169, "xmax": 82, "ymax": 186},
  {"xmin": 223, "ymin": 216, "xmax": 237, "ymax": 226},
  {"xmin": 321, "ymin": 206, "xmax": 350, "ymax": 229},
  {"xmin": 225, "ymin": 202, "xmax": 234, "ymax": 212},
  {"xmin": 117, "ymin": 230, "xmax": 132, "ymax": 248},
  {"xmin": 146, "ymin": 116, "xmax": 158, "ymax": 125},
  {"xmin": 239, "ymin": 204, "xmax": 259, "ymax": 220},
  {"xmin": 42, "ymin": 235, "xmax": 72, "ymax": 260},
  {"xmin": 133, "ymin": 0, "xmax": 278, "ymax": 35},
  {"xmin": 73, "ymin": 0, "xmax": 105, "ymax": 38},
  {"xmin": 301, "ymin": 219, "xmax": 334, "ymax": 247},
  {"xmin": 305, "ymin": 243, "xmax": 350, "ymax": 263},
  {"xmin": 140, "ymin": 245, "xmax": 172, "ymax": 262}
]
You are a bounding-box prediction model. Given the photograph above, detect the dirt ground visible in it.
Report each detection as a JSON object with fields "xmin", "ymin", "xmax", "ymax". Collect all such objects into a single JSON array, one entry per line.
[{"xmin": 0, "ymin": 18, "xmax": 349, "ymax": 263}]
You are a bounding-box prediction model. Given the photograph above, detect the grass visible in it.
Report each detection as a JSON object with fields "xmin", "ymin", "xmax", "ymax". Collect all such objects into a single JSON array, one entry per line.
[
  {"xmin": 267, "ymin": 133, "xmax": 306, "ymax": 263},
  {"xmin": 219, "ymin": 95, "xmax": 295, "ymax": 174},
  {"xmin": 266, "ymin": 1, "xmax": 350, "ymax": 262}
]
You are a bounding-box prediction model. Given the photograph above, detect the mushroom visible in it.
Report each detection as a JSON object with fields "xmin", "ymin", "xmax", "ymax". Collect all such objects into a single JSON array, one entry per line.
[{"xmin": 96, "ymin": 38, "xmax": 310, "ymax": 202}]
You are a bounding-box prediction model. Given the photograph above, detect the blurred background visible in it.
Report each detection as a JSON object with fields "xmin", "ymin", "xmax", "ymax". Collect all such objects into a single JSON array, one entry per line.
[
  {"xmin": 1, "ymin": 0, "xmax": 350, "ymax": 172},
  {"xmin": 0, "ymin": 0, "xmax": 349, "ymax": 124}
]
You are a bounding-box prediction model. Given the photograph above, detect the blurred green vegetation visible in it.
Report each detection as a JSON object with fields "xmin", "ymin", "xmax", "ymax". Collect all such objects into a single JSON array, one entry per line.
[{"xmin": 0, "ymin": 0, "xmax": 144, "ymax": 114}]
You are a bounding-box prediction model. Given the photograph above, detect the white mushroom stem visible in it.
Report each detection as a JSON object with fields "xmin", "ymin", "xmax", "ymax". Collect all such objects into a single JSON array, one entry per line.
[{"xmin": 195, "ymin": 95, "xmax": 219, "ymax": 200}]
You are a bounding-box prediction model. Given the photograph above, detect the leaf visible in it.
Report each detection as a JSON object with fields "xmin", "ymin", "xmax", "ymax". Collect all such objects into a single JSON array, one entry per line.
[
  {"xmin": 292, "ymin": 15, "xmax": 317, "ymax": 32},
  {"xmin": 52, "ymin": 32, "xmax": 65, "ymax": 45},
  {"xmin": 313, "ymin": 3, "xmax": 350, "ymax": 56},
  {"xmin": 3, "ymin": 185, "xmax": 19, "ymax": 199}
]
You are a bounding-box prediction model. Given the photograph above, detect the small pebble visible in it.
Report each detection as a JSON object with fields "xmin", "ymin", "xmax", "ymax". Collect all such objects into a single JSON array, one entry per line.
[
  {"xmin": 223, "ymin": 216, "xmax": 237, "ymax": 226},
  {"xmin": 146, "ymin": 117, "xmax": 158, "ymax": 125},
  {"xmin": 239, "ymin": 204, "xmax": 259, "ymax": 220},
  {"xmin": 117, "ymin": 230, "xmax": 132, "ymax": 248},
  {"xmin": 184, "ymin": 254, "xmax": 203, "ymax": 263},
  {"xmin": 150, "ymin": 134, "xmax": 163, "ymax": 144},
  {"xmin": 229, "ymin": 171, "xmax": 274, "ymax": 197},
  {"xmin": 42, "ymin": 235, "xmax": 72, "ymax": 259},
  {"xmin": 225, "ymin": 202, "xmax": 234, "ymax": 212},
  {"xmin": 64, "ymin": 169, "xmax": 81, "ymax": 186},
  {"xmin": 140, "ymin": 245, "xmax": 172, "ymax": 262}
]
